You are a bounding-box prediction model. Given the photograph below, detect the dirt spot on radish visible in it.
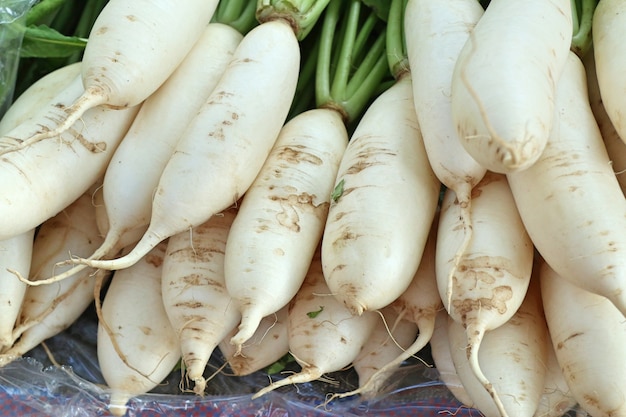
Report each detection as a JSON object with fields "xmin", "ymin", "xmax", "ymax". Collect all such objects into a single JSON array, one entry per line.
[
  {"xmin": 275, "ymin": 145, "xmax": 323, "ymax": 165},
  {"xmin": 144, "ymin": 254, "xmax": 163, "ymax": 268},
  {"xmin": 556, "ymin": 332, "xmax": 584, "ymax": 350},
  {"xmin": 125, "ymin": 15, "xmax": 137, "ymax": 22},
  {"xmin": 139, "ymin": 326, "xmax": 152, "ymax": 336},
  {"xmin": 94, "ymin": 26, "xmax": 108, "ymax": 35},
  {"xmin": 269, "ymin": 192, "xmax": 329, "ymax": 232}
]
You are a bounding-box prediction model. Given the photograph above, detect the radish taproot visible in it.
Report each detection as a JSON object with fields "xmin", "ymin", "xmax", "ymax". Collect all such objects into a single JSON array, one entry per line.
[
  {"xmin": 436, "ymin": 171, "xmax": 534, "ymax": 416},
  {"xmin": 224, "ymin": 108, "xmax": 347, "ymax": 353},
  {"xmin": 224, "ymin": 0, "xmax": 387, "ymax": 352},
  {"xmin": 219, "ymin": 306, "xmax": 289, "ymax": 377},
  {"xmin": 30, "ymin": 22, "xmax": 244, "ymax": 286},
  {"xmin": 405, "ymin": 0, "xmax": 486, "ymax": 309},
  {"xmin": 1, "ymin": 188, "xmax": 108, "ymax": 362},
  {"xmin": 347, "ymin": 306, "xmax": 418, "ymax": 399},
  {"xmin": 75, "ymin": 15, "xmax": 302, "ymax": 272},
  {"xmin": 251, "ymin": 249, "xmax": 379, "ymax": 399},
  {"xmin": 450, "ymin": 0, "xmax": 572, "ymax": 173},
  {"xmin": 6, "ymin": 0, "xmax": 220, "ymax": 151},
  {"xmin": 448, "ymin": 276, "xmax": 548, "ymax": 417},
  {"xmin": 507, "ymin": 52, "xmax": 626, "ymax": 318},
  {"xmin": 540, "ymin": 259, "xmax": 626, "ymax": 417},
  {"xmin": 337, "ymin": 212, "xmax": 441, "ymax": 399},
  {"xmin": 321, "ymin": 73, "xmax": 440, "ymax": 316},
  {"xmin": 97, "ymin": 240, "xmax": 180, "ymax": 417},
  {"xmin": 161, "ymin": 207, "xmax": 241, "ymax": 395},
  {"xmin": 0, "ymin": 73, "xmax": 139, "ymax": 241}
]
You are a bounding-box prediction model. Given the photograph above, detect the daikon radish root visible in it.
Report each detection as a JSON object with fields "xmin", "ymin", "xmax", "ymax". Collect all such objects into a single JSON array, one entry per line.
[
  {"xmin": 582, "ymin": 47, "xmax": 626, "ymax": 195},
  {"xmin": 405, "ymin": 0, "xmax": 486, "ymax": 310},
  {"xmin": 8, "ymin": 0, "xmax": 220, "ymax": 150},
  {"xmin": 219, "ymin": 306, "xmax": 289, "ymax": 377},
  {"xmin": 336, "ymin": 213, "xmax": 441, "ymax": 399},
  {"xmin": 450, "ymin": 0, "xmax": 572, "ymax": 173},
  {"xmin": 448, "ymin": 276, "xmax": 548, "ymax": 417},
  {"xmin": 225, "ymin": 0, "xmax": 389, "ymax": 352},
  {"xmin": 161, "ymin": 207, "xmax": 241, "ymax": 395},
  {"xmin": 507, "ymin": 52, "xmax": 626, "ymax": 318},
  {"xmin": 2, "ymin": 188, "xmax": 108, "ymax": 361},
  {"xmin": 0, "ymin": 62, "xmax": 81, "ymax": 135},
  {"xmin": 0, "ymin": 73, "xmax": 139, "ymax": 241},
  {"xmin": 30, "ymin": 22, "xmax": 244, "ymax": 286},
  {"xmin": 252, "ymin": 250, "xmax": 379, "ymax": 399},
  {"xmin": 321, "ymin": 73, "xmax": 440, "ymax": 316},
  {"xmin": 0, "ymin": 230, "xmax": 34, "ymax": 350},
  {"xmin": 534, "ymin": 337, "xmax": 578, "ymax": 417},
  {"xmin": 540, "ymin": 259, "xmax": 626, "ymax": 417},
  {"xmin": 76, "ymin": 17, "xmax": 301, "ymax": 272},
  {"xmin": 592, "ymin": 0, "xmax": 626, "ymax": 147},
  {"xmin": 430, "ymin": 310, "xmax": 474, "ymax": 409},
  {"xmin": 437, "ymin": 171, "xmax": 534, "ymax": 416},
  {"xmin": 224, "ymin": 107, "xmax": 347, "ymax": 352},
  {"xmin": 97, "ymin": 240, "xmax": 180, "ymax": 417},
  {"xmin": 347, "ymin": 306, "xmax": 418, "ymax": 399}
]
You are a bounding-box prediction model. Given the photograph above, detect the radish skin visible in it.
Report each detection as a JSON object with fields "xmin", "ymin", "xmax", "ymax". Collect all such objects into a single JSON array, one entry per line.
[
  {"xmin": 321, "ymin": 74, "xmax": 440, "ymax": 316},
  {"xmin": 34, "ymin": 23, "xmax": 243, "ymax": 285},
  {"xmin": 252, "ymin": 250, "xmax": 379, "ymax": 399},
  {"xmin": 97, "ymin": 240, "xmax": 180, "ymax": 417},
  {"xmin": 1, "ymin": 188, "xmax": 107, "ymax": 361},
  {"xmin": 583, "ymin": 47, "xmax": 626, "ymax": 196},
  {"xmin": 0, "ymin": 62, "xmax": 81, "ymax": 135},
  {"xmin": 437, "ymin": 171, "xmax": 534, "ymax": 417},
  {"xmin": 540, "ymin": 260, "xmax": 626, "ymax": 417},
  {"xmin": 77, "ymin": 18, "xmax": 300, "ymax": 272},
  {"xmin": 507, "ymin": 52, "xmax": 626, "ymax": 318},
  {"xmin": 161, "ymin": 207, "xmax": 241, "ymax": 395},
  {"xmin": 450, "ymin": 0, "xmax": 572, "ymax": 173},
  {"xmin": 405, "ymin": 0, "xmax": 486, "ymax": 309},
  {"xmin": 225, "ymin": 107, "xmax": 347, "ymax": 352},
  {"xmin": 430, "ymin": 310, "xmax": 475, "ymax": 409},
  {"xmin": 0, "ymin": 73, "xmax": 139, "ymax": 241},
  {"xmin": 219, "ymin": 306, "xmax": 289, "ymax": 377},
  {"xmin": 448, "ymin": 277, "xmax": 548, "ymax": 417},
  {"xmin": 592, "ymin": 0, "xmax": 626, "ymax": 147},
  {"xmin": 10, "ymin": 0, "xmax": 220, "ymax": 149},
  {"xmin": 0, "ymin": 230, "xmax": 34, "ymax": 350},
  {"xmin": 534, "ymin": 338, "xmax": 578, "ymax": 417}
]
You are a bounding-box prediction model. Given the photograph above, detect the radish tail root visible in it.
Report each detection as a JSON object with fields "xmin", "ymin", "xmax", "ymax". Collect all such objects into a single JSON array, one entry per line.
[
  {"xmin": 467, "ymin": 327, "xmax": 508, "ymax": 417},
  {"xmin": 77, "ymin": 229, "xmax": 163, "ymax": 271},
  {"xmin": 252, "ymin": 366, "xmax": 324, "ymax": 399},
  {"xmin": 230, "ymin": 309, "xmax": 265, "ymax": 355},
  {"xmin": 0, "ymin": 87, "xmax": 107, "ymax": 156}
]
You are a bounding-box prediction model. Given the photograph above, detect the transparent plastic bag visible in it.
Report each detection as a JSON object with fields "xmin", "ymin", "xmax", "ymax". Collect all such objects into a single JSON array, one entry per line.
[
  {"xmin": 0, "ymin": 306, "xmax": 476, "ymax": 417},
  {"xmin": 0, "ymin": 0, "xmax": 37, "ymax": 117}
]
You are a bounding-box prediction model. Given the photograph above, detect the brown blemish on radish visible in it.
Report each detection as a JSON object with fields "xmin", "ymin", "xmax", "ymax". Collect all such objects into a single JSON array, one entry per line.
[
  {"xmin": 144, "ymin": 253, "xmax": 163, "ymax": 268},
  {"xmin": 275, "ymin": 145, "xmax": 323, "ymax": 165}
]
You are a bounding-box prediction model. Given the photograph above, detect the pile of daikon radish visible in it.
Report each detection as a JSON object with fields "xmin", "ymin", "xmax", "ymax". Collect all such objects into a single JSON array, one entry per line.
[{"xmin": 0, "ymin": 0, "xmax": 625, "ymax": 416}]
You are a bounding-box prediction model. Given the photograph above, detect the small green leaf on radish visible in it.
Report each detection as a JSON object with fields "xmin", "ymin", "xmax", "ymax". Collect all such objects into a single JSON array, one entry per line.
[
  {"xmin": 331, "ymin": 179, "xmax": 345, "ymax": 202},
  {"xmin": 307, "ymin": 306, "xmax": 324, "ymax": 318}
]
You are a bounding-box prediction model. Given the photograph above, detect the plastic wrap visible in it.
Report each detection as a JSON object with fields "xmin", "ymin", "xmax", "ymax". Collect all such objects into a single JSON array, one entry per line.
[
  {"xmin": 0, "ymin": 0, "xmax": 37, "ymax": 116},
  {"xmin": 0, "ymin": 306, "xmax": 481, "ymax": 417}
]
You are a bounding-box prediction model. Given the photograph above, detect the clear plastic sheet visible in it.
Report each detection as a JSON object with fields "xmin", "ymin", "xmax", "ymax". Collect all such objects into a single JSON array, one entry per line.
[
  {"xmin": 0, "ymin": 306, "xmax": 480, "ymax": 417},
  {"xmin": 0, "ymin": 0, "xmax": 37, "ymax": 116}
]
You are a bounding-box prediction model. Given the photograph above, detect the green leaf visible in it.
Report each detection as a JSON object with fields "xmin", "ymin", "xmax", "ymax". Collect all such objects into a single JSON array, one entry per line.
[
  {"xmin": 306, "ymin": 305, "xmax": 324, "ymax": 318},
  {"xmin": 361, "ymin": 0, "xmax": 390, "ymax": 21},
  {"xmin": 20, "ymin": 24, "xmax": 86, "ymax": 58},
  {"xmin": 331, "ymin": 179, "xmax": 345, "ymax": 202},
  {"xmin": 265, "ymin": 353, "xmax": 296, "ymax": 374}
]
